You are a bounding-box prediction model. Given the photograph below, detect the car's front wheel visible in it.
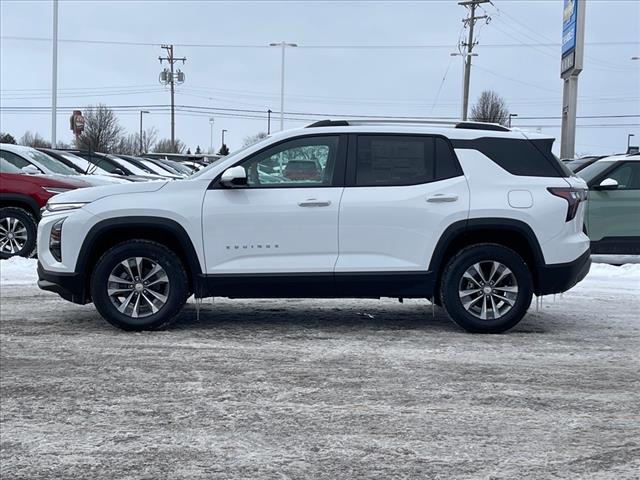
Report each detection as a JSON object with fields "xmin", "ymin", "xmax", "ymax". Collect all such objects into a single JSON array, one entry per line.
[
  {"xmin": 0, "ymin": 207, "xmax": 37, "ymax": 259},
  {"xmin": 90, "ymin": 240, "xmax": 188, "ymax": 330},
  {"xmin": 440, "ymin": 244, "xmax": 533, "ymax": 333}
]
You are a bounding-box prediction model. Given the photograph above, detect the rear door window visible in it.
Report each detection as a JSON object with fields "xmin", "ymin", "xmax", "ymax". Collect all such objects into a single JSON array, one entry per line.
[{"xmin": 354, "ymin": 135, "xmax": 462, "ymax": 186}]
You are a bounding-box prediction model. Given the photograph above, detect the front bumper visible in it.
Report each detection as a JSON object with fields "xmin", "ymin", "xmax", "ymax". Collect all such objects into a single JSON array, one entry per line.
[
  {"xmin": 535, "ymin": 249, "xmax": 591, "ymax": 295},
  {"xmin": 37, "ymin": 262, "xmax": 88, "ymax": 304}
]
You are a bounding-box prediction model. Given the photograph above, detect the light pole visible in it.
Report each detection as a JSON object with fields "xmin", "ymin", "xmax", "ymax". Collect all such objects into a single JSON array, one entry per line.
[
  {"xmin": 51, "ymin": 0, "xmax": 58, "ymax": 148},
  {"xmin": 221, "ymin": 129, "xmax": 227, "ymax": 149},
  {"xmin": 269, "ymin": 41, "xmax": 297, "ymax": 131},
  {"xmin": 508, "ymin": 113, "xmax": 518, "ymax": 128},
  {"xmin": 267, "ymin": 109, "xmax": 272, "ymax": 134},
  {"xmin": 139, "ymin": 110, "xmax": 150, "ymax": 154},
  {"xmin": 209, "ymin": 117, "xmax": 214, "ymax": 153},
  {"xmin": 628, "ymin": 133, "xmax": 635, "ymax": 151}
]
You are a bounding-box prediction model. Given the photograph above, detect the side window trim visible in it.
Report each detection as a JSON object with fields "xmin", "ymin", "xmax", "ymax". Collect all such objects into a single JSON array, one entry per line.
[
  {"xmin": 345, "ymin": 133, "xmax": 463, "ymax": 187},
  {"xmin": 211, "ymin": 133, "xmax": 348, "ymax": 189}
]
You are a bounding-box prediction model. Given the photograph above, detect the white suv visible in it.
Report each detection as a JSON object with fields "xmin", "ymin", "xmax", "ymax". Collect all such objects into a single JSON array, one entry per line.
[{"xmin": 37, "ymin": 120, "xmax": 591, "ymax": 333}]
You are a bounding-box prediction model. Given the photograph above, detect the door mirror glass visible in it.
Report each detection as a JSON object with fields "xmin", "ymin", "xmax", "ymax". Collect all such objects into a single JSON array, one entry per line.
[
  {"xmin": 220, "ymin": 166, "xmax": 247, "ymax": 187},
  {"xmin": 21, "ymin": 165, "xmax": 40, "ymax": 175},
  {"xmin": 595, "ymin": 178, "xmax": 619, "ymax": 190}
]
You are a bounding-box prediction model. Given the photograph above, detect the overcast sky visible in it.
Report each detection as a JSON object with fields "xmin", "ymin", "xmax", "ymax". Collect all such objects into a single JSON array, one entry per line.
[{"xmin": 1, "ymin": 0, "xmax": 638, "ymax": 155}]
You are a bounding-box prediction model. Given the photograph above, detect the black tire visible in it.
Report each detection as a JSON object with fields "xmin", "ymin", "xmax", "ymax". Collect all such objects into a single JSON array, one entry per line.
[
  {"xmin": 90, "ymin": 240, "xmax": 188, "ymax": 331},
  {"xmin": 440, "ymin": 243, "xmax": 533, "ymax": 333},
  {"xmin": 0, "ymin": 207, "xmax": 37, "ymax": 259}
]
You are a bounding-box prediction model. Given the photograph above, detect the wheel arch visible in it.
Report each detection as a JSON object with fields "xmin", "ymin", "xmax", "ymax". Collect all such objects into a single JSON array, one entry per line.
[
  {"xmin": 0, "ymin": 194, "xmax": 41, "ymax": 219},
  {"xmin": 429, "ymin": 218, "xmax": 546, "ymax": 294},
  {"xmin": 77, "ymin": 217, "xmax": 203, "ymax": 296}
]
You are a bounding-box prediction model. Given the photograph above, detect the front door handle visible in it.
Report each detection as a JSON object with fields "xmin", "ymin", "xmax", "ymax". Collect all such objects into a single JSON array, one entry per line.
[
  {"xmin": 427, "ymin": 194, "xmax": 458, "ymax": 203},
  {"xmin": 298, "ymin": 199, "xmax": 332, "ymax": 207}
]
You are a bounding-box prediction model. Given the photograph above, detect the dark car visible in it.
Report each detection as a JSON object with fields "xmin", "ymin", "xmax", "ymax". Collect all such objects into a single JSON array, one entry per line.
[
  {"xmin": 564, "ymin": 155, "xmax": 607, "ymax": 173},
  {"xmin": 0, "ymin": 158, "xmax": 90, "ymax": 258}
]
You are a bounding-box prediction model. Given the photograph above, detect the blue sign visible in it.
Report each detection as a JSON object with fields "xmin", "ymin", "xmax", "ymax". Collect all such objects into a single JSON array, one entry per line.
[{"xmin": 562, "ymin": 0, "xmax": 578, "ymax": 55}]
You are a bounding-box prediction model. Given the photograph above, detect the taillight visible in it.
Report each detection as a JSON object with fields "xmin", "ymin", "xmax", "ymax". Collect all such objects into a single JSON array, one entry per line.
[{"xmin": 547, "ymin": 187, "xmax": 588, "ymax": 222}]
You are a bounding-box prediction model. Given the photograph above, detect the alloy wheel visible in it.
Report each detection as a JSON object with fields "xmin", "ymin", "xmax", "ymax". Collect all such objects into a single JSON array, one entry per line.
[
  {"xmin": 107, "ymin": 257, "xmax": 170, "ymax": 318},
  {"xmin": 458, "ymin": 261, "xmax": 519, "ymax": 320},
  {"xmin": 0, "ymin": 217, "xmax": 29, "ymax": 255}
]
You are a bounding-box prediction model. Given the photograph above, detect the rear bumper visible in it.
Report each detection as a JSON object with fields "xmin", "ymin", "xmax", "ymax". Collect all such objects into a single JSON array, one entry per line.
[
  {"xmin": 535, "ymin": 249, "xmax": 591, "ymax": 295},
  {"xmin": 37, "ymin": 262, "xmax": 88, "ymax": 304}
]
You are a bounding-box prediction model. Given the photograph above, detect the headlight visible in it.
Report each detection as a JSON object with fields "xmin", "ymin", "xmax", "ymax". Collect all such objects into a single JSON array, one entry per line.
[
  {"xmin": 49, "ymin": 218, "xmax": 65, "ymax": 262},
  {"xmin": 43, "ymin": 187, "xmax": 72, "ymax": 195},
  {"xmin": 44, "ymin": 202, "xmax": 88, "ymax": 213}
]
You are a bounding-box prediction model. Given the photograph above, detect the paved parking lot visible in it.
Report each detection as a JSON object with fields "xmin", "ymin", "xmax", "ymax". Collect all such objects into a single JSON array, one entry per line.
[{"xmin": 1, "ymin": 263, "xmax": 639, "ymax": 479}]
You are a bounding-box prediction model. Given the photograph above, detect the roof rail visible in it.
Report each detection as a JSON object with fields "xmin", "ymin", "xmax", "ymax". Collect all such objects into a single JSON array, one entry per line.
[{"xmin": 305, "ymin": 118, "xmax": 510, "ymax": 132}]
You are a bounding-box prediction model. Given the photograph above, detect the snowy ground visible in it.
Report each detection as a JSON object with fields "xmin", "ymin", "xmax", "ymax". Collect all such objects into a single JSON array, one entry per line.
[{"xmin": 1, "ymin": 257, "xmax": 639, "ymax": 479}]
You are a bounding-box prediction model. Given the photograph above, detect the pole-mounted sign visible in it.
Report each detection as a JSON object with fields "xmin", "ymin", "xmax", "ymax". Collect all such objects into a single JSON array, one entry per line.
[{"xmin": 560, "ymin": 0, "xmax": 585, "ymax": 159}]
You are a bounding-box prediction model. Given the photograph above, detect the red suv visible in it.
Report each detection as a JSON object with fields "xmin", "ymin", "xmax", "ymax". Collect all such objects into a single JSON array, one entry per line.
[{"xmin": 0, "ymin": 158, "xmax": 90, "ymax": 258}]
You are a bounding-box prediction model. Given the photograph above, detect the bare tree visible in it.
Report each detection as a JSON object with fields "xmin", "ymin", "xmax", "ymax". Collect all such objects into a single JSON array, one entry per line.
[
  {"xmin": 20, "ymin": 131, "xmax": 51, "ymax": 148},
  {"xmin": 470, "ymin": 90, "xmax": 510, "ymax": 126},
  {"xmin": 75, "ymin": 104, "xmax": 123, "ymax": 153},
  {"xmin": 242, "ymin": 131, "xmax": 268, "ymax": 147},
  {"xmin": 113, "ymin": 134, "xmax": 139, "ymax": 155},
  {"xmin": 140, "ymin": 127, "xmax": 158, "ymax": 154},
  {"xmin": 153, "ymin": 138, "xmax": 186, "ymax": 154}
]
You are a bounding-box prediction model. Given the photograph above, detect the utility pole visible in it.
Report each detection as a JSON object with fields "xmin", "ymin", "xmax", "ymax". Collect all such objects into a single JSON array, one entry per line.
[
  {"xmin": 221, "ymin": 129, "xmax": 227, "ymax": 149},
  {"xmin": 159, "ymin": 45, "xmax": 186, "ymax": 151},
  {"xmin": 269, "ymin": 42, "xmax": 297, "ymax": 131},
  {"xmin": 51, "ymin": 0, "xmax": 58, "ymax": 147},
  {"xmin": 458, "ymin": 0, "xmax": 489, "ymax": 121},
  {"xmin": 267, "ymin": 109, "xmax": 272, "ymax": 134}
]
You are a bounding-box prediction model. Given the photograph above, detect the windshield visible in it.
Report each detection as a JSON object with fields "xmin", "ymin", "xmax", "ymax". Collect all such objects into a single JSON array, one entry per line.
[
  {"xmin": 140, "ymin": 159, "xmax": 176, "ymax": 176},
  {"xmin": 21, "ymin": 149, "xmax": 79, "ymax": 175},
  {"xmin": 60, "ymin": 152, "xmax": 111, "ymax": 175},
  {"xmin": 109, "ymin": 156, "xmax": 152, "ymax": 176},
  {"xmin": 577, "ymin": 160, "xmax": 615, "ymax": 184}
]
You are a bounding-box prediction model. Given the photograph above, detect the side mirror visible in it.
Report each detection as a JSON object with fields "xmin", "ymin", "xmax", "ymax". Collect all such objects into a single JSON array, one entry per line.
[
  {"xmin": 21, "ymin": 165, "xmax": 40, "ymax": 175},
  {"xmin": 594, "ymin": 178, "xmax": 619, "ymax": 191},
  {"xmin": 113, "ymin": 168, "xmax": 126, "ymax": 176},
  {"xmin": 220, "ymin": 166, "xmax": 247, "ymax": 187}
]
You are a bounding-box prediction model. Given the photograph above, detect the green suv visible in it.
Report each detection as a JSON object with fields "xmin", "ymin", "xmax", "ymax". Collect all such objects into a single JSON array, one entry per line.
[{"xmin": 577, "ymin": 153, "xmax": 640, "ymax": 254}]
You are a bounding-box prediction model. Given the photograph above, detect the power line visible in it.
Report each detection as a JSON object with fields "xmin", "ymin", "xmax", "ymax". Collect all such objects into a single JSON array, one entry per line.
[{"xmin": 1, "ymin": 35, "xmax": 637, "ymax": 49}]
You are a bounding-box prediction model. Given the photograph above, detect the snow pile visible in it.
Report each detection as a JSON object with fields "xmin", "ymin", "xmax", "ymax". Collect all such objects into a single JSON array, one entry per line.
[{"xmin": 0, "ymin": 257, "xmax": 38, "ymax": 286}]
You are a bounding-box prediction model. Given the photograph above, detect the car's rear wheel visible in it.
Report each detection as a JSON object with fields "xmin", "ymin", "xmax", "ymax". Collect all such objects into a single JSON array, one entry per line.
[
  {"xmin": 90, "ymin": 240, "xmax": 188, "ymax": 330},
  {"xmin": 440, "ymin": 244, "xmax": 533, "ymax": 333},
  {"xmin": 0, "ymin": 207, "xmax": 37, "ymax": 259}
]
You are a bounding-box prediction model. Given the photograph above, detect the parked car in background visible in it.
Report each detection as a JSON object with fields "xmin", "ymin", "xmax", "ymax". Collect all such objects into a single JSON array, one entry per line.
[
  {"xmin": 151, "ymin": 157, "xmax": 195, "ymax": 176},
  {"xmin": 67, "ymin": 150, "xmax": 166, "ymax": 182},
  {"xmin": 0, "ymin": 144, "xmax": 122, "ymax": 187},
  {"xmin": 0, "ymin": 158, "xmax": 90, "ymax": 258},
  {"xmin": 577, "ymin": 153, "xmax": 640, "ymax": 254},
  {"xmin": 115, "ymin": 155, "xmax": 183, "ymax": 179},
  {"xmin": 38, "ymin": 148, "xmax": 131, "ymax": 184},
  {"xmin": 564, "ymin": 155, "xmax": 607, "ymax": 173}
]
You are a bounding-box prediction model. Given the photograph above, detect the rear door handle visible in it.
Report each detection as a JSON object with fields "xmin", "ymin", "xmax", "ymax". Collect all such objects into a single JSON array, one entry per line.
[
  {"xmin": 298, "ymin": 199, "xmax": 332, "ymax": 207},
  {"xmin": 427, "ymin": 194, "xmax": 459, "ymax": 203}
]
